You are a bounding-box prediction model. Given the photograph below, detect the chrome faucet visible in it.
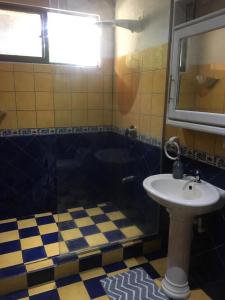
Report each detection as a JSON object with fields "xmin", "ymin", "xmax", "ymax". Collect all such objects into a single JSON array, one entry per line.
[
  {"xmin": 185, "ymin": 169, "xmax": 202, "ymax": 183},
  {"xmin": 182, "ymin": 170, "xmax": 201, "ymax": 190}
]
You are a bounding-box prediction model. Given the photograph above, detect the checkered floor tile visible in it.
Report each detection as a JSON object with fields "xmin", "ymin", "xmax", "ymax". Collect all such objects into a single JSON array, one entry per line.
[
  {"xmin": 0, "ymin": 202, "xmax": 144, "ymax": 270},
  {"xmin": 3, "ymin": 254, "xmax": 212, "ymax": 300}
]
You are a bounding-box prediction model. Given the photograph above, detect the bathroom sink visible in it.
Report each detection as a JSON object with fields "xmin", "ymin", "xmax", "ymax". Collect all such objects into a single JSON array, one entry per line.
[
  {"xmin": 143, "ymin": 173, "xmax": 220, "ymax": 215},
  {"xmin": 143, "ymin": 173, "xmax": 224, "ymax": 299}
]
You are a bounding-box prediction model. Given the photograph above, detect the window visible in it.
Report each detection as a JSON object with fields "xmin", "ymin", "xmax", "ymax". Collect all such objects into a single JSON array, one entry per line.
[
  {"xmin": 0, "ymin": 7, "xmax": 46, "ymax": 62},
  {"xmin": 0, "ymin": 4, "xmax": 101, "ymax": 67},
  {"xmin": 48, "ymin": 12, "xmax": 101, "ymax": 66}
]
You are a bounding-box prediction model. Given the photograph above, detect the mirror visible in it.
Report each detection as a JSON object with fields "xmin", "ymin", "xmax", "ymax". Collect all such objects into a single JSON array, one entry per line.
[{"xmin": 177, "ymin": 27, "xmax": 225, "ymax": 114}]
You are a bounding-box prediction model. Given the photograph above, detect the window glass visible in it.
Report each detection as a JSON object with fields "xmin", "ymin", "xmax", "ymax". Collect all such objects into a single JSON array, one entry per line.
[
  {"xmin": 0, "ymin": 9, "xmax": 43, "ymax": 57},
  {"xmin": 48, "ymin": 12, "xmax": 101, "ymax": 66}
]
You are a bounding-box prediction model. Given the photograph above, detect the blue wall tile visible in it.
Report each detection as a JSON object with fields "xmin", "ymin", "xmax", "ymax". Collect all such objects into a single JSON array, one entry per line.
[{"xmin": 0, "ymin": 132, "xmax": 161, "ymax": 238}]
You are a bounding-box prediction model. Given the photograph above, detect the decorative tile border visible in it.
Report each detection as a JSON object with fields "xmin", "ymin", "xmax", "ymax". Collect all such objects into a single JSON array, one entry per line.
[
  {"xmin": 0, "ymin": 126, "xmax": 113, "ymax": 137},
  {"xmin": 3, "ymin": 126, "xmax": 224, "ymax": 169},
  {"xmin": 111, "ymin": 126, "xmax": 162, "ymax": 148},
  {"xmin": 181, "ymin": 146, "xmax": 225, "ymax": 170},
  {"xmin": 0, "ymin": 125, "xmax": 162, "ymax": 149}
]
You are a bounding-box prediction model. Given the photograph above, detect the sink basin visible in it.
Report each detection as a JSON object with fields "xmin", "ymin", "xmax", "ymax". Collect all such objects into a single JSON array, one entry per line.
[
  {"xmin": 143, "ymin": 173, "xmax": 223, "ymax": 299},
  {"xmin": 143, "ymin": 173, "xmax": 220, "ymax": 215}
]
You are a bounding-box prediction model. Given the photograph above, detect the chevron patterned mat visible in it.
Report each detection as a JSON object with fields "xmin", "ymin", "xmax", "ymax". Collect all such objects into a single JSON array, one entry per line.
[{"xmin": 100, "ymin": 268, "xmax": 169, "ymax": 300}]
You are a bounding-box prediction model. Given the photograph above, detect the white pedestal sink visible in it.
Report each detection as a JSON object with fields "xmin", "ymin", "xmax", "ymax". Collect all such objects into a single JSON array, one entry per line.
[{"xmin": 143, "ymin": 174, "xmax": 224, "ymax": 299}]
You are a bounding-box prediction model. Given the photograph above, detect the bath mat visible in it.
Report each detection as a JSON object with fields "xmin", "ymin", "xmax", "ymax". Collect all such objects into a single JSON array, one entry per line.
[{"xmin": 100, "ymin": 267, "xmax": 168, "ymax": 300}]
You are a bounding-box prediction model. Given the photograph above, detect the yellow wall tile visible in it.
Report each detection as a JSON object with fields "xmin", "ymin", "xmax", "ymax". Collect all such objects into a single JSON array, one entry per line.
[
  {"xmin": 104, "ymin": 75, "xmax": 113, "ymax": 92},
  {"xmin": 0, "ymin": 72, "xmax": 14, "ymax": 91},
  {"xmin": 53, "ymin": 65, "xmax": 72, "ymax": 74},
  {"xmin": 88, "ymin": 93, "xmax": 104, "ymax": 109},
  {"xmin": 0, "ymin": 92, "xmax": 16, "ymax": 110},
  {"xmin": 36, "ymin": 92, "xmax": 54, "ymax": 110},
  {"xmin": 141, "ymin": 71, "xmax": 153, "ymax": 94},
  {"xmin": 16, "ymin": 92, "xmax": 35, "ymax": 110},
  {"xmin": 165, "ymin": 125, "xmax": 178, "ymax": 140},
  {"xmin": 71, "ymin": 110, "xmax": 88, "ymax": 126},
  {"xmin": 130, "ymin": 94, "xmax": 140, "ymax": 113},
  {"xmin": 139, "ymin": 115, "xmax": 151, "ymax": 135},
  {"xmin": 88, "ymin": 109, "xmax": 103, "ymax": 126},
  {"xmin": 54, "ymin": 74, "xmax": 71, "ymax": 92},
  {"xmin": 140, "ymin": 94, "xmax": 151, "ymax": 114},
  {"xmin": 71, "ymin": 93, "xmax": 88, "ymax": 110},
  {"xmin": 55, "ymin": 260, "xmax": 79, "ymax": 280},
  {"xmin": 104, "ymin": 93, "xmax": 113, "ymax": 110},
  {"xmin": 88, "ymin": 71, "xmax": 103, "ymax": 92},
  {"xmin": 55, "ymin": 110, "xmax": 71, "ymax": 127},
  {"xmin": 123, "ymin": 74, "xmax": 133, "ymax": 93},
  {"xmin": 34, "ymin": 64, "xmax": 52, "ymax": 73},
  {"xmin": 17, "ymin": 111, "xmax": 36, "ymax": 128},
  {"xmin": 0, "ymin": 63, "xmax": 13, "ymax": 71},
  {"xmin": 0, "ymin": 111, "xmax": 17, "ymax": 129},
  {"xmin": 102, "ymin": 248, "xmax": 123, "ymax": 266},
  {"xmin": 71, "ymin": 71, "xmax": 88, "ymax": 92},
  {"xmin": 26, "ymin": 259, "xmax": 53, "ymax": 272},
  {"xmin": 152, "ymin": 46, "xmax": 163, "ymax": 70},
  {"xmin": 177, "ymin": 128, "xmax": 194, "ymax": 148},
  {"xmin": 103, "ymin": 58, "xmax": 113, "ymax": 75},
  {"xmin": 29, "ymin": 281, "xmax": 56, "ymax": 297},
  {"xmin": 104, "ymin": 110, "xmax": 112, "ymax": 125},
  {"xmin": 152, "ymin": 70, "xmax": 166, "ymax": 93},
  {"xmin": 114, "ymin": 56, "xmax": 122, "ymax": 74},
  {"xmin": 142, "ymin": 48, "xmax": 153, "ymax": 71},
  {"xmin": 215, "ymin": 136, "xmax": 225, "ymax": 157},
  {"xmin": 128, "ymin": 52, "xmax": 142, "ymax": 73},
  {"xmin": 13, "ymin": 63, "xmax": 33, "ymax": 72},
  {"xmin": 54, "ymin": 93, "xmax": 71, "ymax": 110},
  {"xmin": 35, "ymin": 73, "xmax": 53, "ymax": 92},
  {"xmin": 37, "ymin": 111, "xmax": 54, "ymax": 128},
  {"xmin": 151, "ymin": 94, "xmax": 165, "ymax": 116},
  {"xmin": 0, "ymin": 273, "xmax": 27, "ymax": 296},
  {"xmin": 0, "ymin": 59, "xmax": 113, "ymax": 130},
  {"xmin": 150, "ymin": 116, "xmax": 163, "ymax": 139},
  {"xmin": 194, "ymin": 132, "xmax": 216, "ymax": 154},
  {"xmin": 14, "ymin": 72, "xmax": 34, "ymax": 91},
  {"xmin": 162, "ymin": 44, "xmax": 168, "ymax": 68}
]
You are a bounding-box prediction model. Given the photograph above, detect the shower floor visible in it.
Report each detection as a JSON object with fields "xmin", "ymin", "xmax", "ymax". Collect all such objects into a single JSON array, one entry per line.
[{"xmin": 0, "ymin": 202, "xmax": 144, "ymax": 270}]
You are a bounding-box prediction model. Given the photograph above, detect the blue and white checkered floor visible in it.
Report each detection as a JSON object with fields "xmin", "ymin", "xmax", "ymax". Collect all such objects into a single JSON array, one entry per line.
[
  {"xmin": 0, "ymin": 202, "xmax": 143, "ymax": 269},
  {"xmin": 3, "ymin": 255, "xmax": 211, "ymax": 299}
]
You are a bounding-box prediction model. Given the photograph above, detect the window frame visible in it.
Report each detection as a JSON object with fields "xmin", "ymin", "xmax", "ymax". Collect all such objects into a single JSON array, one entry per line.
[
  {"xmin": 0, "ymin": 3, "xmax": 49, "ymax": 63},
  {"xmin": 46, "ymin": 10, "xmax": 100, "ymax": 67},
  {"xmin": 0, "ymin": 3, "xmax": 100, "ymax": 67}
]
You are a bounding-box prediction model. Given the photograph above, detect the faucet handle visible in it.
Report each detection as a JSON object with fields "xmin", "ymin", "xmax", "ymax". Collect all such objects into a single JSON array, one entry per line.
[
  {"xmin": 194, "ymin": 169, "xmax": 201, "ymax": 183},
  {"xmin": 185, "ymin": 168, "xmax": 201, "ymax": 182}
]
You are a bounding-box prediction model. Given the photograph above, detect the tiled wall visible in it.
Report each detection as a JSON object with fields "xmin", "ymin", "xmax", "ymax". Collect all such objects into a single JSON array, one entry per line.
[
  {"xmin": 179, "ymin": 63, "xmax": 225, "ymax": 114},
  {"xmin": 165, "ymin": 126, "xmax": 225, "ymax": 161},
  {"xmin": 112, "ymin": 44, "xmax": 168, "ymax": 142},
  {"xmin": 0, "ymin": 60, "xmax": 113, "ymax": 130}
]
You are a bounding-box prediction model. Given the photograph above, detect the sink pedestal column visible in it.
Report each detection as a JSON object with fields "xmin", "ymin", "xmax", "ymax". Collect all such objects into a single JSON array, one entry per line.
[{"xmin": 162, "ymin": 213, "xmax": 193, "ymax": 299}]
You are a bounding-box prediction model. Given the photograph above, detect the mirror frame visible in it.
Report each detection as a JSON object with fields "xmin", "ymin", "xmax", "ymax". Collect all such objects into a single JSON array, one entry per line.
[{"xmin": 167, "ymin": 7, "xmax": 225, "ymax": 135}]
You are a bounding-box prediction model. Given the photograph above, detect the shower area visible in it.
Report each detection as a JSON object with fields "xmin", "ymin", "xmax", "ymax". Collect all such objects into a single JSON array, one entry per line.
[{"xmin": 0, "ymin": 0, "xmax": 166, "ymax": 272}]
